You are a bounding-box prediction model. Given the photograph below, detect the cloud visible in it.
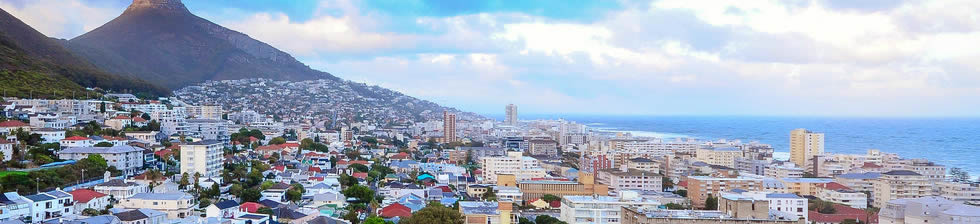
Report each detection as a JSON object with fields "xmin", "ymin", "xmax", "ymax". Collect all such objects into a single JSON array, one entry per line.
[
  {"xmin": 9, "ymin": 0, "xmax": 980, "ymax": 116},
  {"xmin": 0, "ymin": 0, "xmax": 121, "ymax": 39}
]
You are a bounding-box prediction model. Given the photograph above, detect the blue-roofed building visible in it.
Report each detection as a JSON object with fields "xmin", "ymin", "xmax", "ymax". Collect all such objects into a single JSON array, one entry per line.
[
  {"xmin": 396, "ymin": 194, "xmax": 425, "ymax": 212},
  {"xmin": 206, "ymin": 200, "xmax": 240, "ymax": 218},
  {"xmin": 0, "ymin": 192, "xmax": 32, "ymax": 222}
]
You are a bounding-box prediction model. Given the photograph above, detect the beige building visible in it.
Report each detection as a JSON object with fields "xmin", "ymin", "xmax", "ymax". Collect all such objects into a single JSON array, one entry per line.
[
  {"xmin": 686, "ymin": 175, "xmax": 764, "ymax": 208},
  {"xmin": 625, "ymin": 157, "xmax": 660, "ymax": 174},
  {"xmin": 460, "ymin": 201, "xmax": 516, "ymax": 224},
  {"xmin": 185, "ymin": 105, "xmax": 222, "ymax": 119},
  {"xmin": 936, "ymin": 181, "xmax": 980, "ymax": 205},
  {"xmin": 179, "ymin": 141, "xmax": 223, "ymax": 181},
  {"xmin": 834, "ymin": 172, "xmax": 881, "ymax": 193},
  {"xmin": 597, "ymin": 168, "xmax": 663, "ymax": 192},
  {"xmin": 117, "ymin": 193, "xmax": 194, "ymax": 219},
  {"xmin": 778, "ymin": 178, "xmax": 833, "ymax": 196},
  {"xmin": 789, "ymin": 129, "xmax": 823, "ymax": 170},
  {"xmin": 873, "ymin": 170, "xmax": 931, "ymax": 208},
  {"xmin": 503, "ymin": 172, "xmax": 609, "ymax": 201},
  {"xmin": 528, "ymin": 139, "xmax": 559, "ymax": 157},
  {"xmin": 481, "ymin": 152, "xmax": 547, "ymax": 183},
  {"xmin": 124, "ymin": 131, "xmax": 159, "ymax": 142},
  {"xmin": 442, "ymin": 111, "xmax": 456, "ymax": 143},
  {"xmin": 695, "ymin": 147, "xmax": 742, "ymax": 168}
]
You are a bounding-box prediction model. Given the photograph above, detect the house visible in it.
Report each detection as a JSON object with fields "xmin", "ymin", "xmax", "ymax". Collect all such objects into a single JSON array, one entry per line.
[
  {"xmin": 33, "ymin": 128, "xmax": 65, "ymax": 144},
  {"xmin": 379, "ymin": 203, "xmax": 412, "ymax": 219},
  {"xmin": 57, "ymin": 146, "xmax": 145, "ymax": 175},
  {"xmin": 0, "ymin": 139, "xmax": 13, "ymax": 162},
  {"xmin": 239, "ymin": 202, "xmax": 266, "ymax": 214},
  {"xmin": 60, "ymin": 136, "xmax": 94, "ymax": 148},
  {"xmin": 23, "ymin": 189, "xmax": 73, "ymax": 224},
  {"xmin": 261, "ymin": 183, "xmax": 292, "ymax": 202},
  {"xmin": 310, "ymin": 192, "xmax": 346, "ymax": 209},
  {"xmin": 116, "ymin": 193, "xmax": 193, "ymax": 219},
  {"xmin": 64, "ymin": 215, "xmax": 122, "ymax": 224},
  {"xmin": 205, "ymin": 200, "xmax": 240, "ymax": 218},
  {"xmin": 112, "ymin": 210, "xmax": 148, "ymax": 224},
  {"xmin": 94, "ymin": 179, "xmax": 149, "ymax": 200},
  {"xmin": 69, "ymin": 189, "xmax": 110, "ymax": 212},
  {"xmin": 0, "ymin": 120, "xmax": 30, "ymax": 135},
  {"xmin": 0, "ymin": 192, "xmax": 32, "ymax": 221}
]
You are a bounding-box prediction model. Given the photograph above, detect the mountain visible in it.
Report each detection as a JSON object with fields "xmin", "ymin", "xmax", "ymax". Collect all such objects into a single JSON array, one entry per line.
[
  {"xmin": 65, "ymin": 0, "xmax": 337, "ymax": 90},
  {"xmin": 0, "ymin": 8, "xmax": 168, "ymax": 98}
]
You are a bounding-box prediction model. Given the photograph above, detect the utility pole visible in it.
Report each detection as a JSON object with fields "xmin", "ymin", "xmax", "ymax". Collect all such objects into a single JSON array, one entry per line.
[{"xmin": 35, "ymin": 177, "xmax": 39, "ymax": 193}]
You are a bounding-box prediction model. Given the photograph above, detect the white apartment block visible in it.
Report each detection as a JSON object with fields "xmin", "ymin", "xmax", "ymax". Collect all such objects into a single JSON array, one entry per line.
[
  {"xmin": 56, "ymin": 146, "xmax": 144, "ymax": 175},
  {"xmin": 184, "ymin": 119, "xmax": 230, "ymax": 145},
  {"xmin": 185, "ymin": 105, "xmax": 222, "ymax": 119},
  {"xmin": 480, "ymin": 151, "xmax": 547, "ymax": 183},
  {"xmin": 179, "ymin": 141, "xmax": 223, "ymax": 181},
  {"xmin": 722, "ymin": 191, "xmax": 808, "ymax": 222},
  {"xmin": 23, "ymin": 190, "xmax": 73, "ymax": 224},
  {"xmin": 152, "ymin": 109, "xmax": 186, "ymax": 136},
  {"xmin": 879, "ymin": 196, "xmax": 980, "ymax": 224},
  {"xmin": 817, "ymin": 188, "xmax": 868, "ymax": 209},
  {"xmin": 559, "ymin": 195, "xmax": 661, "ymax": 224},
  {"xmin": 117, "ymin": 193, "xmax": 194, "ymax": 220},
  {"xmin": 765, "ymin": 163, "xmax": 804, "ymax": 179}
]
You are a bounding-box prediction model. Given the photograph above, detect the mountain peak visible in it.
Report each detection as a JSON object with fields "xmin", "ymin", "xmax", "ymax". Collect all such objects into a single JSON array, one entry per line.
[{"xmin": 125, "ymin": 0, "xmax": 188, "ymax": 14}]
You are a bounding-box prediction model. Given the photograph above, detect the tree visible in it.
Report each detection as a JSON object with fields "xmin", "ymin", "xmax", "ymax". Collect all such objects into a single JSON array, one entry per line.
[
  {"xmin": 141, "ymin": 113, "xmax": 151, "ymax": 121},
  {"xmin": 82, "ymin": 208, "xmax": 101, "ymax": 216},
  {"xmin": 534, "ymin": 215, "xmax": 566, "ymax": 224},
  {"xmin": 398, "ymin": 203, "xmax": 464, "ymax": 224},
  {"xmin": 179, "ymin": 173, "xmax": 190, "ymax": 190},
  {"xmin": 340, "ymin": 174, "xmax": 358, "ymax": 187},
  {"xmin": 199, "ymin": 198, "xmax": 212, "ymax": 208},
  {"xmin": 230, "ymin": 184, "xmax": 244, "ymax": 198},
  {"xmin": 364, "ymin": 216, "xmax": 385, "ymax": 224},
  {"xmin": 482, "ymin": 189, "xmax": 496, "ymax": 201},
  {"xmin": 540, "ymin": 194, "xmax": 561, "ymax": 203},
  {"xmin": 99, "ymin": 102, "xmax": 106, "ymax": 113},
  {"xmin": 349, "ymin": 163, "xmax": 369, "ymax": 173},
  {"xmin": 950, "ymin": 167, "xmax": 970, "ymax": 183},
  {"xmin": 343, "ymin": 208, "xmax": 361, "ymax": 224},
  {"xmin": 518, "ymin": 217, "xmax": 534, "ymax": 224},
  {"xmin": 94, "ymin": 142, "xmax": 114, "ymax": 147},
  {"xmin": 674, "ymin": 189, "xmax": 687, "ymax": 197},
  {"xmin": 241, "ymin": 188, "xmax": 262, "ymax": 203},
  {"xmin": 662, "ymin": 176, "xmax": 674, "ymax": 191},
  {"xmin": 269, "ymin": 137, "xmax": 286, "ymax": 145},
  {"xmin": 342, "ymin": 185, "xmax": 375, "ymax": 203},
  {"xmin": 705, "ymin": 195, "xmax": 718, "ymax": 210},
  {"xmin": 664, "ymin": 203, "xmax": 688, "ymax": 209},
  {"xmin": 286, "ymin": 189, "xmax": 303, "ymax": 202}
]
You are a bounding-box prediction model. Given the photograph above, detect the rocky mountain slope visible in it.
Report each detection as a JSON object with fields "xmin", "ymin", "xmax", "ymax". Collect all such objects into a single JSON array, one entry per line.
[{"xmin": 65, "ymin": 0, "xmax": 337, "ymax": 89}]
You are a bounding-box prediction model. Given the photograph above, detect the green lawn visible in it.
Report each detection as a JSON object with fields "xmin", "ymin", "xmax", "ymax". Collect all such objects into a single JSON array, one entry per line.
[{"xmin": 0, "ymin": 170, "xmax": 28, "ymax": 178}]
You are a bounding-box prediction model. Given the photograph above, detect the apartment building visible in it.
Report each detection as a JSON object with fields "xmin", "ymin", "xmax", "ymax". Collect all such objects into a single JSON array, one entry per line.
[
  {"xmin": 528, "ymin": 139, "xmax": 559, "ymax": 157},
  {"xmin": 694, "ymin": 147, "xmax": 742, "ymax": 168},
  {"xmin": 185, "ymin": 105, "xmax": 222, "ymax": 119},
  {"xmin": 625, "ymin": 157, "xmax": 661, "ymax": 174},
  {"xmin": 183, "ymin": 119, "xmax": 229, "ymax": 145},
  {"xmin": 879, "ymin": 196, "xmax": 980, "ymax": 224},
  {"xmin": 57, "ymin": 145, "xmax": 144, "ymax": 175},
  {"xmin": 686, "ymin": 175, "xmax": 764, "ymax": 208},
  {"xmin": 459, "ymin": 201, "xmax": 516, "ymax": 224},
  {"xmin": 117, "ymin": 193, "xmax": 193, "ymax": 219},
  {"xmin": 778, "ymin": 178, "xmax": 833, "ymax": 196},
  {"xmin": 179, "ymin": 141, "xmax": 223, "ymax": 181},
  {"xmin": 504, "ymin": 172, "xmax": 609, "ymax": 200},
  {"xmin": 559, "ymin": 195, "xmax": 661, "ymax": 224},
  {"xmin": 936, "ymin": 181, "xmax": 980, "ymax": 205},
  {"xmin": 834, "ymin": 172, "xmax": 881, "ymax": 193},
  {"xmin": 597, "ymin": 168, "xmax": 663, "ymax": 192},
  {"xmin": 721, "ymin": 191, "xmax": 808, "ymax": 222},
  {"xmin": 873, "ymin": 170, "xmax": 931, "ymax": 208},
  {"xmin": 765, "ymin": 163, "xmax": 804, "ymax": 179},
  {"xmin": 481, "ymin": 152, "xmax": 547, "ymax": 183},
  {"xmin": 621, "ymin": 206, "xmax": 806, "ymax": 224},
  {"xmin": 789, "ymin": 129, "xmax": 823, "ymax": 170}
]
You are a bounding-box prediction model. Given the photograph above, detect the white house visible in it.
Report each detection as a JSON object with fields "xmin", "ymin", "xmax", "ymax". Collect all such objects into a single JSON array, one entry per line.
[
  {"xmin": 69, "ymin": 189, "xmax": 110, "ymax": 212},
  {"xmin": 205, "ymin": 200, "xmax": 240, "ymax": 219},
  {"xmin": 23, "ymin": 190, "xmax": 73, "ymax": 224},
  {"xmin": 60, "ymin": 136, "xmax": 94, "ymax": 149},
  {"xmin": 57, "ymin": 146, "xmax": 145, "ymax": 175}
]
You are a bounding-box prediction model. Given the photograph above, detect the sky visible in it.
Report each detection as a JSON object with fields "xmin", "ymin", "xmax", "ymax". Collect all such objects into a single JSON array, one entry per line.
[{"xmin": 3, "ymin": 0, "xmax": 980, "ymax": 117}]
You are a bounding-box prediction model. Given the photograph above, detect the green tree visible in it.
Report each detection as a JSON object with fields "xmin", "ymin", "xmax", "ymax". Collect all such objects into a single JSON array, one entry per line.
[
  {"xmin": 229, "ymin": 184, "xmax": 244, "ymax": 198},
  {"xmin": 179, "ymin": 173, "xmax": 190, "ymax": 190},
  {"xmin": 664, "ymin": 203, "xmax": 688, "ymax": 209},
  {"xmin": 534, "ymin": 215, "xmax": 566, "ymax": 224},
  {"xmin": 398, "ymin": 203, "xmax": 463, "ymax": 224},
  {"xmin": 199, "ymin": 198, "xmax": 212, "ymax": 208},
  {"xmin": 662, "ymin": 176, "xmax": 674, "ymax": 191},
  {"xmin": 82, "ymin": 208, "xmax": 101, "ymax": 216},
  {"xmin": 269, "ymin": 137, "xmax": 286, "ymax": 145},
  {"xmin": 540, "ymin": 194, "xmax": 561, "ymax": 203},
  {"xmin": 241, "ymin": 188, "xmax": 262, "ymax": 202},
  {"xmin": 94, "ymin": 142, "xmax": 114, "ymax": 147},
  {"xmin": 482, "ymin": 189, "xmax": 497, "ymax": 201},
  {"xmin": 342, "ymin": 185, "xmax": 375, "ymax": 203},
  {"xmin": 364, "ymin": 216, "xmax": 385, "ymax": 224},
  {"xmin": 518, "ymin": 217, "xmax": 534, "ymax": 224},
  {"xmin": 674, "ymin": 189, "xmax": 687, "ymax": 197},
  {"xmin": 349, "ymin": 163, "xmax": 369, "ymax": 173},
  {"xmin": 343, "ymin": 208, "xmax": 361, "ymax": 224},
  {"xmin": 257, "ymin": 207, "xmax": 274, "ymax": 215},
  {"xmin": 705, "ymin": 195, "xmax": 718, "ymax": 210}
]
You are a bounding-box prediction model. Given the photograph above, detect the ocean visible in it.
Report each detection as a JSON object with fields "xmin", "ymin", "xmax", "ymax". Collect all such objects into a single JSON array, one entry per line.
[{"xmin": 490, "ymin": 115, "xmax": 980, "ymax": 176}]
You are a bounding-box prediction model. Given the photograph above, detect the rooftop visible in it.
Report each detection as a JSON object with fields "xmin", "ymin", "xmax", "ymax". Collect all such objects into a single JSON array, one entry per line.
[{"xmin": 59, "ymin": 145, "xmax": 144, "ymax": 154}]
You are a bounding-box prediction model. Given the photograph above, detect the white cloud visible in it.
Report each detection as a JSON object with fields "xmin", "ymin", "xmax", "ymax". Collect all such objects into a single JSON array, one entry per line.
[{"xmin": 0, "ymin": 0, "xmax": 120, "ymax": 39}]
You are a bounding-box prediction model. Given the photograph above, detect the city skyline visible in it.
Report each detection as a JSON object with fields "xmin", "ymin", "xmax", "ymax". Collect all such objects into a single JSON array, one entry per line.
[{"xmin": 4, "ymin": 0, "xmax": 980, "ymax": 117}]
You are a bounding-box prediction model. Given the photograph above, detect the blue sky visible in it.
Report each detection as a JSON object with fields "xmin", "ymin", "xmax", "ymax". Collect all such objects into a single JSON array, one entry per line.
[{"xmin": 4, "ymin": 0, "xmax": 980, "ymax": 117}]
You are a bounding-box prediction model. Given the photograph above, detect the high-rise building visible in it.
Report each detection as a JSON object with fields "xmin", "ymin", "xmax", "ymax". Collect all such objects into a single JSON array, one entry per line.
[
  {"xmin": 790, "ymin": 128, "xmax": 824, "ymax": 170},
  {"xmin": 443, "ymin": 110, "xmax": 457, "ymax": 143},
  {"xmin": 505, "ymin": 104, "xmax": 517, "ymax": 126},
  {"xmin": 180, "ymin": 141, "xmax": 223, "ymax": 182}
]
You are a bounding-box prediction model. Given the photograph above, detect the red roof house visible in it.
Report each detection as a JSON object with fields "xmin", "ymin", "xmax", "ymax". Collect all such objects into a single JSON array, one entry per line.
[
  {"xmin": 69, "ymin": 189, "xmax": 108, "ymax": 203},
  {"xmin": 352, "ymin": 172, "xmax": 368, "ymax": 179},
  {"xmin": 239, "ymin": 202, "xmax": 266, "ymax": 213},
  {"xmin": 379, "ymin": 203, "xmax": 412, "ymax": 218},
  {"xmin": 0, "ymin": 120, "xmax": 29, "ymax": 128},
  {"xmin": 808, "ymin": 204, "xmax": 877, "ymax": 224},
  {"xmin": 63, "ymin": 136, "xmax": 91, "ymax": 141}
]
